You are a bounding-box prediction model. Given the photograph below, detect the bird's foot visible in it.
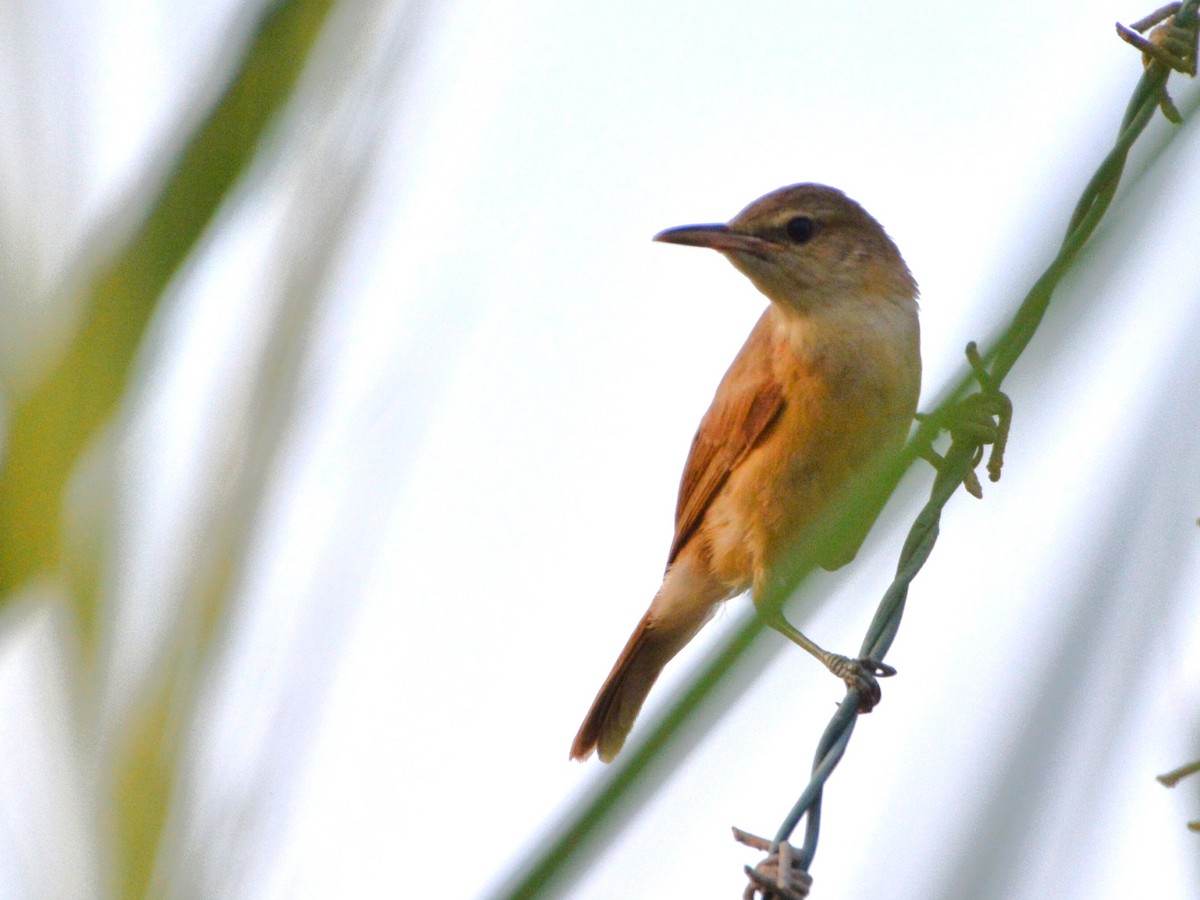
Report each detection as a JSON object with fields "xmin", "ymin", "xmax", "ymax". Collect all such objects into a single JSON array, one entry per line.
[
  {"xmin": 823, "ymin": 653, "xmax": 895, "ymax": 713},
  {"xmin": 757, "ymin": 607, "xmax": 895, "ymax": 712},
  {"xmin": 733, "ymin": 828, "xmax": 812, "ymax": 900}
]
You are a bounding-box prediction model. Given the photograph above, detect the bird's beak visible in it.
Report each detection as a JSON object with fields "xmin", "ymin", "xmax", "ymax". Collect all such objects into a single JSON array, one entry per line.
[{"xmin": 653, "ymin": 224, "xmax": 776, "ymax": 260}]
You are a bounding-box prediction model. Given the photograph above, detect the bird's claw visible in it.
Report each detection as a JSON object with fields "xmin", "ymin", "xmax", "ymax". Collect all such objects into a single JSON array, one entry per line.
[{"xmin": 824, "ymin": 654, "xmax": 895, "ymax": 713}]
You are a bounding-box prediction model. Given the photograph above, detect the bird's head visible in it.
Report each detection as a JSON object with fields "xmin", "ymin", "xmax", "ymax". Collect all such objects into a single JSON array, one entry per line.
[{"xmin": 653, "ymin": 183, "xmax": 916, "ymax": 313}]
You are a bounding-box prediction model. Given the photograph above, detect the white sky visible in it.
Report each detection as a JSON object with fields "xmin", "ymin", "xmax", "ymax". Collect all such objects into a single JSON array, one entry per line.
[{"xmin": 3, "ymin": 1, "xmax": 1200, "ymax": 898}]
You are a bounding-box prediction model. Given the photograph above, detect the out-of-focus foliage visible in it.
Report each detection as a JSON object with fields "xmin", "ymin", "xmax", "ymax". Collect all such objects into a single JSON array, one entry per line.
[
  {"xmin": 0, "ymin": 0, "xmax": 337, "ymax": 650},
  {"xmin": 0, "ymin": 1, "xmax": 340, "ymax": 895}
]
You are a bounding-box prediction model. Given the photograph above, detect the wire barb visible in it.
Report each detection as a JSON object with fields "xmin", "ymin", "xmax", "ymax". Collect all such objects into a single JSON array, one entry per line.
[
  {"xmin": 1157, "ymin": 760, "xmax": 1200, "ymax": 832},
  {"xmin": 914, "ymin": 342, "xmax": 1012, "ymax": 499},
  {"xmin": 734, "ymin": 828, "xmax": 812, "ymax": 900},
  {"xmin": 965, "ymin": 342, "xmax": 1013, "ymax": 486},
  {"xmin": 1158, "ymin": 757, "xmax": 1200, "ymax": 786},
  {"xmin": 1117, "ymin": 2, "xmax": 1198, "ymax": 121}
]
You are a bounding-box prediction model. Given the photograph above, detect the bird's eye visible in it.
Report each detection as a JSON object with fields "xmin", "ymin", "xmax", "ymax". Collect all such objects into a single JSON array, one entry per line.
[{"xmin": 784, "ymin": 216, "xmax": 816, "ymax": 243}]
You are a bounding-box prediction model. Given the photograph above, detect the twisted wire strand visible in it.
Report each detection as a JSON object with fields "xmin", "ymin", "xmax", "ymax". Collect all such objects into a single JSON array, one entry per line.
[
  {"xmin": 500, "ymin": 7, "xmax": 1198, "ymax": 897},
  {"xmin": 766, "ymin": 2, "xmax": 1200, "ymax": 881}
]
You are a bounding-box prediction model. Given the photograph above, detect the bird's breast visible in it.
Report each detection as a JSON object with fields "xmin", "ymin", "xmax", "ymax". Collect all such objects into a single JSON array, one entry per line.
[{"xmin": 701, "ymin": 302, "xmax": 918, "ymax": 588}]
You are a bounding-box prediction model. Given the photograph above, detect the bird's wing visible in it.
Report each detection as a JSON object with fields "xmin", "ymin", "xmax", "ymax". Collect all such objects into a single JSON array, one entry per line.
[{"xmin": 667, "ymin": 313, "xmax": 784, "ymax": 567}]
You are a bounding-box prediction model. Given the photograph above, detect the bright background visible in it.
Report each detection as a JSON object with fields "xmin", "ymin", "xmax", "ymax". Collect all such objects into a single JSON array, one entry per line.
[{"xmin": 1, "ymin": 1, "xmax": 1199, "ymax": 898}]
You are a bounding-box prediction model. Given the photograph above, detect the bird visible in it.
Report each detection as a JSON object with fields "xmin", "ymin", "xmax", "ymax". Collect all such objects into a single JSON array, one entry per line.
[{"xmin": 570, "ymin": 183, "xmax": 921, "ymax": 763}]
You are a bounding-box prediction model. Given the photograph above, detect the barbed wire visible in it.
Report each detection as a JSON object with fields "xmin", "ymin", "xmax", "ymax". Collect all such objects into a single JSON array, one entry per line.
[
  {"xmin": 739, "ymin": 3, "xmax": 1200, "ymax": 896},
  {"xmin": 497, "ymin": 7, "xmax": 1199, "ymax": 898}
]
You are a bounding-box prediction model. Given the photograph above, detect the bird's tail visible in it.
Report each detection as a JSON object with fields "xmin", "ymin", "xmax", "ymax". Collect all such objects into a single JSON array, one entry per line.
[
  {"xmin": 571, "ymin": 554, "xmax": 727, "ymax": 762},
  {"xmin": 569, "ymin": 613, "xmax": 672, "ymax": 762}
]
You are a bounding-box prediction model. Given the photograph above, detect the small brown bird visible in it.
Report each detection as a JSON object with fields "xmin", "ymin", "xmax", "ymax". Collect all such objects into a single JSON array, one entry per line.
[{"xmin": 570, "ymin": 184, "xmax": 921, "ymax": 763}]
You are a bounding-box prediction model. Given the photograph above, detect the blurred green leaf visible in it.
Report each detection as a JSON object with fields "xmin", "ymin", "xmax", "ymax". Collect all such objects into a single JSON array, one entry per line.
[{"xmin": 0, "ymin": 0, "xmax": 339, "ymax": 658}]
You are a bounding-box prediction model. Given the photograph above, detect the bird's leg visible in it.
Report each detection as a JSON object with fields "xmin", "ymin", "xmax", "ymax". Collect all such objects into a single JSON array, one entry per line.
[
  {"xmin": 916, "ymin": 342, "xmax": 1012, "ymax": 498},
  {"xmin": 753, "ymin": 597, "xmax": 894, "ymax": 712}
]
